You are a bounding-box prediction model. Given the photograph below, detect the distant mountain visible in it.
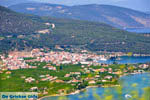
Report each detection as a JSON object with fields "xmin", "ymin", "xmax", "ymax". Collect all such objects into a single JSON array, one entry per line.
[
  {"xmin": 1, "ymin": 0, "xmax": 149, "ymax": 12},
  {"xmin": 107, "ymin": 0, "xmax": 150, "ymax": 12},
  {"xmin": 34, "ymin": 0, "xmax": 150, "ymax": 12},
  {"xmin": 1, "ymin": 5, "xmax": 150, "ymax": 54},
  {"xmin": 8, "ymin": 3, "xmax": 150, "ymax": 28}
]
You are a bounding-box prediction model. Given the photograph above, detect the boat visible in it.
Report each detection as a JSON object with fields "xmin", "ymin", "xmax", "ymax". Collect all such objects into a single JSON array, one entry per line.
[
  {"xmin": 125, "ymin": 94, "xmax": 132, "ymax": 99},
  {"xmin": 116, "ymin": 57, "xmax": 121, "ymax": 60},
  {"xmin": 99, "ymin": 57, "xmax": 107, "ymax": 61}
]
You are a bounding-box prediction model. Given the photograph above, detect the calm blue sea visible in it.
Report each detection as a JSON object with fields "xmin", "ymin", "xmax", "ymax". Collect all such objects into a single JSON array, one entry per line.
[
  {"xmin": 126, "ymin": 28, "xmax": 150, "ymax": 33},
  {"xmin": 99, "ymin": 56, "xmax": 150, "ymax": 64}
]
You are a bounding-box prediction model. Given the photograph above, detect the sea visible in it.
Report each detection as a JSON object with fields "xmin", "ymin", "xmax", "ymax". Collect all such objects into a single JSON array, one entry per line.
[
  {"xmin": 126, "ymin": 28, "xmax": 150, "ymax": 33},
  {"xmin": 98, "ymin": 56, "xmax": 150, "ymax": 64}
]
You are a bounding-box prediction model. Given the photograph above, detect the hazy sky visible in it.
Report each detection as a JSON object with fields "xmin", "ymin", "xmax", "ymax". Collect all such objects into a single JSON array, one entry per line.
[{"xmin": 33, "ymin": 0, "xmax": 150, "ymax": 11}]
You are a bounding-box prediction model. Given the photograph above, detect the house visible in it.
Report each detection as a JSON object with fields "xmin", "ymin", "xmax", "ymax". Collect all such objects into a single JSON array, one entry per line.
[
  {"xmin": 61, "ymin": 61, "xmax": 71, "ymax": 64},
  {"xmin": 88, "ymin": 80, "xmax": 96, "ymax": 84},
  {"xmin": 81, "ymin": 65, "xmax": 85, "ymax": 68},
  {"xmin": 25, "ymin": 77, "xmax": 35, "ymax": 83},
  {"xmin": 40, "ymin": 75, "xmax": 45, "ymax": 78},
  {"xmin": 37, "ymin": 29, "xmax": 50, "ymax": 34},
  {"xmin": 58, "ymin": 89, "xmax": 65, "ymax": 94},
  {"xmin": 85, "ymin": 70, "xmax": 91, "ymax": 73},
  {"xmin": 101, "ymin": 64, "xmax": 109, "ymax": 67},
  {"xmin": 43, "ymin": 65, "xmax": 56, "ymax": 71},
  {"xmin": 65, "ymin": 74, "xmax": 70, "ymax": 77},
  {"xmin": 113, "ymin": 70, "xmax": 122, "ymax": 75},
  {"xmin": 71, "ymin": 79, "xmax": 80, "ymax": 83},
  {"xmin": 99, "ymin": 68, "xmax": 107, "ymax": 72},
  {"xmin": 43, "ymin": 91, "xmax": 48, "ymax": 95},
  {"xmin": 139, "ymin": 64, "xmax": 149, "ymax": 69},
  {"xmin": 95, "ymin": 75, "xmax": 100, "ymax": 78},
  {"xmin": 31, "ymin": 66, "xmax": 37, "ymax": 69},
  {"xmin": 30, "ymin": 87, "xmax": 38, "ymax": 91},
  {"xmin": 21, "ymin": 76, "xmax": 26, "ymax": 79},
  {"xmin": 102, "ymin": 80, "xmax": 107, "ymax": 82},
  {"xmin": 55, "ymin": 80, "xmax": 64, "ymax": 83},
  {"xmin": 80, "ymin": 61, "xmax": 90, "ymax": 65},
  {"xmin": 137, "ymin": 70, "xmax": 145, "ymax": 73},
  {"xmin": 5, "ymin": 71, "xmax": 11, "ymax": 74},
  {"xmin": 70, "ymin": 72, "xmax": 81, "ymax": 75},
  {"xmin": 46, "ymin": 74, "xmax": 50, "ymax": 77},
  {"xmin": 108, "ymin": 68, "xmax": 113, "ymax": 73},
  {"xmin": 105, "ymin": 75, "xmax": 112, "ymax": 80},
  {"xmin": 0, "ymin": 71, "xmax": 3, "ymax": 74},
  {"xmin": 45, "ymin": 23, "xmax": 51, "ymax": 26}
]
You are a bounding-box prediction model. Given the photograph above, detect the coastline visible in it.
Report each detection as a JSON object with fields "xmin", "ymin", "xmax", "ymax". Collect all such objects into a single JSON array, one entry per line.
[
  {"xmin": 38, "ymin": 85, "xmax": 120, "ymax": 100},
  {"xmin": 38, "ymin": 72, "xmax": 150, "ymax": 100}
]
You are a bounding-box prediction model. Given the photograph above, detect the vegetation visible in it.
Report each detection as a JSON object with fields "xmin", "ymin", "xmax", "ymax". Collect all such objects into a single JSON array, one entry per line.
[
  {"xmin": 0, "ymin": 6, "xmax": 48, "ymax": 35},
  {"xmin": 0, "ymin": 6, "xmax": 150, "ymax": 54},
  {"xmin": 0, "ymin": 61, "xmax": 149, "ymax": 98}
]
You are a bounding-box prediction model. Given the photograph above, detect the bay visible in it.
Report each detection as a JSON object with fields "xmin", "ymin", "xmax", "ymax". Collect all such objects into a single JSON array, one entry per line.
[
  {"xmin": 99, "ymin": 56, "xmax": 150, "ymax": 64},
  {"xmin": 126, "ymin": 28, "xmax": 150, "ymax": 33}
]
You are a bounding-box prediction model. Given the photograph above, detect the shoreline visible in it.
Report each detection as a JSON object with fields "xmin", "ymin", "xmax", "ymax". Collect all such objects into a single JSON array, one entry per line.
[
  {"xmin": 38, "ymin": 83, "xmax": 122, "ymax": 100},
  {"xmin": 38, "ymin": 85, "xmax": 120, "ymax": 100},
  {"xmin": 38, "ymin": 72, "xmax": 150, "ymax": 100}
]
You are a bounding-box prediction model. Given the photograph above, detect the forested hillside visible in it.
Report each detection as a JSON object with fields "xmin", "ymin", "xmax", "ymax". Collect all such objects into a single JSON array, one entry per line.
[
  {"xmin": 0, "ymin": 6, "xmax": 48, "ymax": 35},
  {"xmin": 0, "ymin": 6, "xmax": 150, "ymax": 54}
]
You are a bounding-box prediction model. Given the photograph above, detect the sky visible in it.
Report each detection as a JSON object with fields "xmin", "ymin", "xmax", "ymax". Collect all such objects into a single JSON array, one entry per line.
[{"xmin": 33, "ymin": 0, "xmax": 150, "ymax": 12}]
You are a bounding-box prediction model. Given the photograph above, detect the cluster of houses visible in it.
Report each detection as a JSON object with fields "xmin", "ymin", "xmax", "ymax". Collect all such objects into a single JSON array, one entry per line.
[
  {"xmin": 0, "ymin": 49, "xmax": 109, "ymax": 71},
  {"xmin": 23, "ymin": 74, "xmax": 58, "ymax": 84},
  {"xmin": 25, "ymin": 77, "xmax": 35, "ymax": 83},
  {"xmin": 0, "ymin": 51, "xmax": 37, "ymax": 70},
  {"xmin": 40, "ymin": 74, "xmax": 58, "ymax": 81},
  {"xmin": 30, "ymin": 49, "xmax": 110, "ymax": 66}
]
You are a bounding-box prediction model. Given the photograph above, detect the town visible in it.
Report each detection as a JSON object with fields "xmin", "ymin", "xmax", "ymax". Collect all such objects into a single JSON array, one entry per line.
[{"xmin": 0, "ymin": 49, "xmax": 150, "ymax": 98}]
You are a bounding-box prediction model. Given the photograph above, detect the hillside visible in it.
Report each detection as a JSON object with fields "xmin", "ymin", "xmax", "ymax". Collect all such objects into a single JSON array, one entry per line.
[
  {"xmin": 8, "ymin": 3, "xmax": 150, "ymax": 28},
  {"xmin": 0, "ymin": 6, "xmax": 48, "ymax": 35},
  {"xmin": 0, "ymin": 6, "xmax": 150, "ymax": 54}
]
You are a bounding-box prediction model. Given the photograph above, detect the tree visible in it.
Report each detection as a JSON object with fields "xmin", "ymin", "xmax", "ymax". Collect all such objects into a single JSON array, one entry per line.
[{"xmin": 60, "ymin": 66, "xmax": 63, "ymax": 70}]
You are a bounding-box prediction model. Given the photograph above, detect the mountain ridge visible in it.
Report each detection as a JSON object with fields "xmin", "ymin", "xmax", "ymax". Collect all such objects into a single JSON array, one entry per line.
[{"xmin": 8, "ymin": 3, "xmax": 150, "ymax": 28}]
